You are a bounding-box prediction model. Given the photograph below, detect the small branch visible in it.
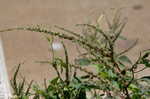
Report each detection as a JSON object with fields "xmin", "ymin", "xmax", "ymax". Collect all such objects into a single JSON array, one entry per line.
[
  {"xmin": 112, "ymin": 21, "xmax": 126, "ymax": 43},
  {"xmin": 124, "ymin": 87, "xmax": 131, "ymax": 99},
  {"xmin": 134, "ymin": 67, "xmax": 147, "ymax": 73},
  {"xmin": 117, "ymin": 39, "xmax": 138, "ymax": 56},
  {"xmin": 130, "ymin": 52, "xmax": 142, "ymax": 71},
  {"xmin": 51, "ymin": 60, "xmax": 64, "ymax": 82},
  {"xmin": 110, "ymin": 43, "xmax": 121, "ymax": 73},
  {"xmin": 62, "ymin": 42, "xmax": 70, "ymax": 85},
  {"xmin": 44, "ymin": 78, "xmax": 48, "ymax": 92},
  {"xmin": 70, "ymin": 64, "xmax": 104, "ymax": 81},
  {"xmin": 126, "ymin": 69, "xmax": 134, "ymax": 89}
]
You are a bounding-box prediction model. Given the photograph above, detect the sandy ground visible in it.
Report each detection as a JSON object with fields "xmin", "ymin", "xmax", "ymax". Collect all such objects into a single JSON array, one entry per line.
[{"xmin": 0, "ymin": 0, "xmax": 150, "ymax": 84}]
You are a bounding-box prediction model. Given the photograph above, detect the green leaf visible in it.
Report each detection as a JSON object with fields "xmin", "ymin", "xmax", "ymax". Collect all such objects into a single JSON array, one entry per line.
[
  {"xmin": 139, "ymin": 76, "xmax": 150, "ymax": 84},
  {"xmin": 118, "ymin": 35, "xmax": 127, "ymax": 40},
  {"xmin": 50, "ymin": 77, "xmax": 59, "ymax": 84},
  {"xmin": 92, "ymin": 64, "xmax": 104, "ymax": 72},
  {"xmin": 126, "ymin": 71, "xmax": 132, "ymax": 77},
  {"xmin": 140, "ymin": 50, "xmax": 150, "ymax": 67},
  {"xmin": 140, "ymin": 76, "xmax": 150, "ymax": 80},
  {"xmin": 118, "ymin": 55, "xmax": 132, "ymax": 64},
  {"xmin": 76, "ymin": 89, "xmax": 86, "ymax": 99},
  {"xmin": 83, "ymin": 83, "xmax": 100, "ymax": 90},
  {"xmin": 140, "ymin": 59, "xmax": 150, "ymax": 67},
  {"xmin": 112, "ymin": 81, "xmax": 120, "ymax": 90},
  {"xmin": 142, "ymin": 53, "xmax": 149, "ymax": 59},
  {"xmin": 72, "ymin": 83, "xmax": 82, "ymax": 89},
  {"xmin": 80, "ymin": 75, "xmax": 90, "ymax": 79},
  {"xmin": 131, "ymin": 93, "xmax": 142, "ymax": 99},
  {"xmin": 45, "ymin": 36, "xmax": 51, "ymax": 43},
  {"xmin": 22, "ymin": 96, "xmax": 29, "ymax": 99},
  {"xmin": 100, "ymin": 72, "xmax": 108, "ymax": 79},
  {"xmin": 118, "ymin": 61, "xmax": 125, "ymax": 70},
  {"xmin": 75, "ymin": 58, "xmax": 91, "ymax": 66},
  {"xmin": 128, "ymin": 84, "xmax": 140, "ymax": 93},
  {"xmin": 108, "ymin": 70, "xmax": 117, "ymax": 78},
  {"xmin": 142, "ymin": 50, "xmax": 150, "ymax": 59}
]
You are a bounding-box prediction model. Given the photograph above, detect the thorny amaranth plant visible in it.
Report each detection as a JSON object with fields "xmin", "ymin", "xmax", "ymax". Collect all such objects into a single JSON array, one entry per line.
[{"xmin": 1, "ymin": 11, "xmax": 150, "ymax": 99}]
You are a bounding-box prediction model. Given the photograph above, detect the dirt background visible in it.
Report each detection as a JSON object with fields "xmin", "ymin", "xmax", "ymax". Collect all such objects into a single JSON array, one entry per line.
[{"xmin": 0, "ymin": 0, "xmax": 150, "ymax": 84}]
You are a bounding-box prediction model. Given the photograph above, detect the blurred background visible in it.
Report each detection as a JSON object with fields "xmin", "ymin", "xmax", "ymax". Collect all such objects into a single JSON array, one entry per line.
[{"xmin": 0, "ymin": 0, "xmax": 150, "ymax": 84}]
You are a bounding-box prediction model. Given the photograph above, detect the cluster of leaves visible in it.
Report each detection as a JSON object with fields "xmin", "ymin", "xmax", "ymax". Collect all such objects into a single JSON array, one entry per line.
[{"xmin": 1, "ymin": 11, "xmax": 150, "ymax": 99}]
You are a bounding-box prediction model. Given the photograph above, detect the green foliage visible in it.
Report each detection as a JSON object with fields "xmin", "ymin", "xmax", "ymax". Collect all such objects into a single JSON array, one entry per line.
[
  {"xmin": 118, "ymin": 55, "xmax": 132, "ymax": 65},
  {"xmin": 1, "ymin": 11, "xmax": 150, "ymax": 99}
]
